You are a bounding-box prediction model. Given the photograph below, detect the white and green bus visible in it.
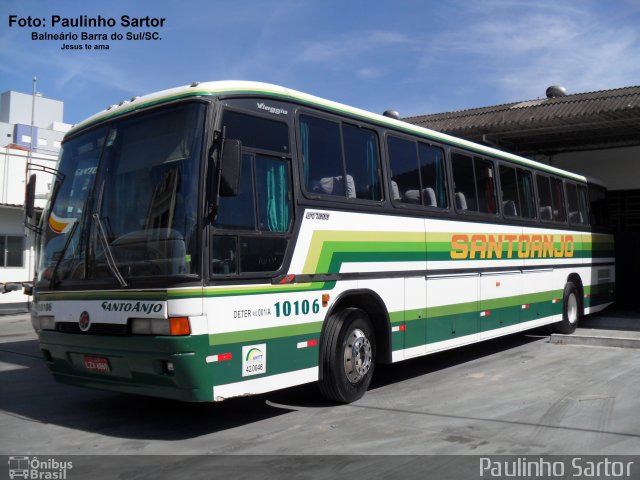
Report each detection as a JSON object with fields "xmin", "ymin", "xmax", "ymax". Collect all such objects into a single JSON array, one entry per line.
[{"xmin": 29, "ymin": 81, "xmax": 615, "ymax": 403}]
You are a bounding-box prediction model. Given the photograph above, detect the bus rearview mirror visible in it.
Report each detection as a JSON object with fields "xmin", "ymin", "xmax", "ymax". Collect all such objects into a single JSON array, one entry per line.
[
  {"xmin": 25, "ymin": 174, "xmax": 37, "ymax": 219},
  {"xmin": 219, "ymin": 139, "xmax": 241, "ymax": 197}
]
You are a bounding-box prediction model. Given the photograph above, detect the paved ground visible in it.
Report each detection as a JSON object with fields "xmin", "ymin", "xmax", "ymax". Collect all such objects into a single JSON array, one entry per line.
[{"xmin": 1, "ymin": 309, "xmax": 640, "ymax": 459}]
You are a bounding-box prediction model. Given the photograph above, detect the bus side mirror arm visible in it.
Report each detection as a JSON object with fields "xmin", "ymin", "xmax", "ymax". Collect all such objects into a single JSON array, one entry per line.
[{"xmin": 0, "ymin": 282, "xmax": 34, "ymax": 296}]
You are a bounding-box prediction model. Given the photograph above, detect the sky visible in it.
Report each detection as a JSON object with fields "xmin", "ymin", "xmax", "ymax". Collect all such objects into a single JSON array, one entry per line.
[{"xmin": 1, "ymin": 0, "xmax": 640, "ymax": 125}]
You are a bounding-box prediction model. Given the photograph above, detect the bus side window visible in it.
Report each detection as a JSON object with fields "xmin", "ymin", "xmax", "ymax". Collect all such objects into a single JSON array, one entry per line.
[
  {"xmin": 550, "ymin": 177, "xmax": 566, "ymax": 223},
  {"xmin": 418, "ymin": 143, "xmax": 448, "ymax": 208},
  {"xmin": 388, "ymin": 136, "xmax": 421, "ymax": 204},
  {"xmin": 255, "ymin": 156, "xmax": 292, "ymax": 232},
  {"xmin": 452, "ymin": 153, "xmax": 497, "ymax": 215},
  {"xmin": 517, "ymin": 169, "xmax": 537, "ymax": 219},
  {"xmin": 577, "ymin": 184, "xmax": 590, "ymax": 226},
  {"xmin": 536, "ymin": 175, "xmax": 553, "ymax": 221},
  {"xmin": 588, "ymin": 184, "xmax": 610, "ymax": 228},
  {"xmin": 499, "ymin": 165, "xmax": 520, "ymax": 217},
  {"xmin": 211, "ymin": 236, "xmax": 238, "ymax": 275},
  {"xmin": 451, "ymin": 152, "xmax": 477, "ymax": 212},
  {"xmin": 215, "ymin": 155, "xmax": 256, "ymax": 230},
  {"xmin": 300, "ymin": 114, "xmax": 382, "ymax": 202},
  {"xmin": 475, "ymin": 157, "xmax": 497, "ymax": 214},
  {"xmin": 300, "ymin": 114, "xmax": 346, "ymax": 197},
  {"xmin": 566, "ymin": 183, "xmax": 587, "ymax": 225},
  {"xmin": 222, "ymin": 109, "xmax": 289, "ymax": 153},
  {"xmin": 342, "ymin": 124, "xmax": 382, "ymax": 201}
]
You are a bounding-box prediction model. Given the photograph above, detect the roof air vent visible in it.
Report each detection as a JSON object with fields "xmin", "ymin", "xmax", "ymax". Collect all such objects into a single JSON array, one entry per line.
[
  {"xmin": 190, "ymin": 81, "xmax": 201, "ymax": 88},
  {"xmin": 383, "ymin": 110, "xmax": 400, "ymax": 120},
  {"xmin": 546, "ymin": 85, "xmax": 567, "ymax": 99}
]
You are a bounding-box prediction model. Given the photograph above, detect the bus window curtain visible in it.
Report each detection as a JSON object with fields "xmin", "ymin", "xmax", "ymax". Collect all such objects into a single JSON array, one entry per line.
[
  {"xmin": 485, "ymin": 175, "xmax": 497, "ymax": 213},
  {"xmin": 366, "ymin": 137, "xmax": 379, "ymax": 200},
  {"xmin": 265, "ymin": 162, "xmax": 289, "ymax": 232},
  {"xmin": 578, "ymin": 187, "xmax": 589, "ymax": 224},
  {"xmin": 521, "ymin": 173, "xmax": 534, "ymax": 217},
  {"xmin": 435, "ymin": 156, "xmax": 446, "ymax": 207},
  {"xmin": 300, "ymin": 119, "xmax": 310, "ymax": 189}
]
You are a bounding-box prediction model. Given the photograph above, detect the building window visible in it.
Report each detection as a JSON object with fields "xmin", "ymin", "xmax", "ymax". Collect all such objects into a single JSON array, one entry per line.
[{"xmin": 0, "ymin": 236, "xmax": 24, "ymax": 268}]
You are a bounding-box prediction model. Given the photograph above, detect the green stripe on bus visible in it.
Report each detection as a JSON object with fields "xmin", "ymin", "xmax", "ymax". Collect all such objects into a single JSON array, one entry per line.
[{"xmin": 209, "ymin": 321, "xmax": 323, "ymax": 345}]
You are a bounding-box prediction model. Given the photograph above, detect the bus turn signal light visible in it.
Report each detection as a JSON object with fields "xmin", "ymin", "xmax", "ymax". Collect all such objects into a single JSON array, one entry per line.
[
  {"xmin": 322, "ymin": 294, "xmax": 330, "ymax": 307},
  {"xmin": 169, "ymin": 317, "xmax": 191, "ymax": 336}
]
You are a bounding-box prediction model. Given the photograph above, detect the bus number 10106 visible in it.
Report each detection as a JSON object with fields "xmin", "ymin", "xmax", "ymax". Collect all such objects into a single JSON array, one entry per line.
[{"xmin": 274, "ymin": 299, "xmax": 320, "ymax": 317}]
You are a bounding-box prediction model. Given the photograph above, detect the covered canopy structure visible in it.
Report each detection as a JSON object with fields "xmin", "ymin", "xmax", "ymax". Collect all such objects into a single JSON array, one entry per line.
[
  {"xmin": 405, "ymin": 85, "xmax": 640, "ymax": 156},
  {"xmin": 406, "ymin": 85, "xmax": 640, "ymax": 307}
]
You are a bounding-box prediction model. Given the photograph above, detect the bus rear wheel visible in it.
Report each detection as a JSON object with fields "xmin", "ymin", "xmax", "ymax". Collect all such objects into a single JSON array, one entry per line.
[
  {"xmin": 554, "ymin": 281, "xmax": 581, "ymax": 334},
  {"xmin": 319, "ymin": 308, "xmax": 375, "ymax": 403}
]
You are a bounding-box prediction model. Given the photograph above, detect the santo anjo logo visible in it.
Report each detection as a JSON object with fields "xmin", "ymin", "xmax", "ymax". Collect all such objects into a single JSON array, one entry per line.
[{"xmin": 78, "ymin": 311, "xmax": 90, "ymax": 332}]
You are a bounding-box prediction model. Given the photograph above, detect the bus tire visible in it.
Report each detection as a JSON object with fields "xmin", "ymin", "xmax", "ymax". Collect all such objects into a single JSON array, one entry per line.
[
  {"xmin": 319, "ymin": 308, "xmax": 375, "ymax": 403},
  {"xmin": 554, "ymin": 281, "xmax": 581, "ymax": 334}
]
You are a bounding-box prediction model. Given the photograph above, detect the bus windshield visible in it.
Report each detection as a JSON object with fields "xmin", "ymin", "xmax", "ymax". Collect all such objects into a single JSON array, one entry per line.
[{"xmin": 37, "ymin": 103, "xmax": 205, "ymax": 284}]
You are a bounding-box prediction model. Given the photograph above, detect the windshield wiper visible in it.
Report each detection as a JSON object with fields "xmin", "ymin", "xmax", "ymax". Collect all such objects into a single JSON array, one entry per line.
[
  {"xmin": 92, "ymin": 213, "xmax": 128, "ymax": 288},
  {"xmin": 49, "ymin": 221, "xmax": 80, "ymax": 288}
]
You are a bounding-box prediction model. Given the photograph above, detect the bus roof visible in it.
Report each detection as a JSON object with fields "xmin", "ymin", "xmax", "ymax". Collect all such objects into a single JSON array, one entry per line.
[{"xmin": 69, "ymin": 80, "xmax": 587, "ymax": 182}]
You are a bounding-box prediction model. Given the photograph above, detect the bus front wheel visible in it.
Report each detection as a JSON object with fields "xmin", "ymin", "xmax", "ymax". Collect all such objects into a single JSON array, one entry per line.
[
  {"xmin": 319, "ymin": 308, "xmax": 376, "ymax": 403},
  {"xmin": 554, "ymin": 281, "xmax": 581, "ymax": 334}
]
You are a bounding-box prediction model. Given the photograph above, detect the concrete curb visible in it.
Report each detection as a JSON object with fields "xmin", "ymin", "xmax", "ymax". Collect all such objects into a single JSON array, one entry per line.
[{"xmin": 550, "ymin": 333, "xmax": 640, "ymax": 349}]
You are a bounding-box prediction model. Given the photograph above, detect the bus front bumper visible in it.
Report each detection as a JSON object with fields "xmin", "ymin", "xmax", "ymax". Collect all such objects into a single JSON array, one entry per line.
[{"xmin": 37, "ymin": 330, "xmax": 214, "ymax": 402}]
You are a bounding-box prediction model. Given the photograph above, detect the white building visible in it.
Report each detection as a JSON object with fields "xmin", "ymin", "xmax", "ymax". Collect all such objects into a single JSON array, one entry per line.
[{"xmin": 0, "ymin": 90, "xmax": 71, "ymax": 313}]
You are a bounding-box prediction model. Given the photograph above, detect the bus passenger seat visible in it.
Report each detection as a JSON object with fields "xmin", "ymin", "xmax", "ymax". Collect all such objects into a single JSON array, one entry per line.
[
  {"xmin": 502, "ymin": 199, "xmax": 517, "ymax": 217},
  {"xmin": 539, "ymin": 206, "xmax": 552, "ymax": 220},
  {"xmin": 424, "ymin": 187, "xmax": 437, "ymax": 207},
  {"xmin": 391, "ymin": 180, "xmax": 401, "ymax": 200},
  {"xmin": 345, "ymin": 175, "xmax": 356, "ymax": 198},
  {"xmin": 455, "ymin": 192, "xmax": 468, "ymax": 211},
  {"xmin": 569, "ymin": 211, "xmax": 583, "ymax": 224},
  {"xmin": 404, "ymin": 189, "xmax": 421, "ymax": 203},
  {"xmin": 313, "ymin": 175, "xmax": 356, "ymax": 198}
]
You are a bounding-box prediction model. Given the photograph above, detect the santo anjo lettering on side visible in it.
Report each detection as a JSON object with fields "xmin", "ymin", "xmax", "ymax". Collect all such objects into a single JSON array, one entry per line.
[
  {"xmin": 101, "ymin": 301, "xmax": 163, "ymax": 313},
  {"xmin": 450, "ymin": 233, "xmax": 575, "ymax": 259}
]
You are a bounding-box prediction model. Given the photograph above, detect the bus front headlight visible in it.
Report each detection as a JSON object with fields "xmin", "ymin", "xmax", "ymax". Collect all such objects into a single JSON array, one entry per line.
[{"xmin": 130, "ymin": 317, "xmax": 190, "ymax": 336}]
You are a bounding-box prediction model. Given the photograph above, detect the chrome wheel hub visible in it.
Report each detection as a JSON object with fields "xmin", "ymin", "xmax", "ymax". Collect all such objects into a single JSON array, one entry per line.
[
  {"xmin": 567, "ymin": 293, "xmax": 578, "ymax": 324},
  {"xmin": 343, "ymin": 328, "xmax": 372, "ymax": 383}
]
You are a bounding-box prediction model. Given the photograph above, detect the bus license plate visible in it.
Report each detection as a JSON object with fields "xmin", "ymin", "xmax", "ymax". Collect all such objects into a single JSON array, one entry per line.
[{"xmin": 83, "ymin": 355, "xmax": 111, "ymax": 373}]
